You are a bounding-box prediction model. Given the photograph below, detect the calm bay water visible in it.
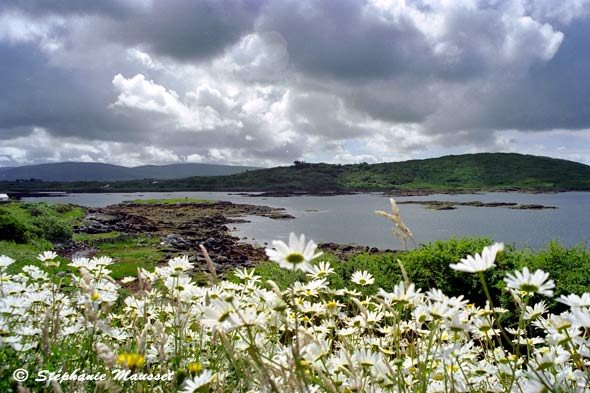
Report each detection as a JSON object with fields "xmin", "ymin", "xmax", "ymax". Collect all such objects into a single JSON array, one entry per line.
[{"xmin": 24, "ymin": 191, "xmax": 590, "ymax": 250}]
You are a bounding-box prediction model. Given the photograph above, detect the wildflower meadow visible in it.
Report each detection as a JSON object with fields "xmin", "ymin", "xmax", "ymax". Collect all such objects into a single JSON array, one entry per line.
[{"xmin": 1, "ymin": 199, "xmax": 590, "ymax": 392}]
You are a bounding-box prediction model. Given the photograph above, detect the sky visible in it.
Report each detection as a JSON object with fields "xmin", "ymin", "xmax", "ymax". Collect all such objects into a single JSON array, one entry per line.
[{"xmin": 1, "ymin": 0, "xmax": 590, "ymax": 168}]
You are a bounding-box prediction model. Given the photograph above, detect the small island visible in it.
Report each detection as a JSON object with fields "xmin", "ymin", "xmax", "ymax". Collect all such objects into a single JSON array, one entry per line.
[{"xmin": 397, "ymin": 200, "xmax": 558, "ymax": 210}]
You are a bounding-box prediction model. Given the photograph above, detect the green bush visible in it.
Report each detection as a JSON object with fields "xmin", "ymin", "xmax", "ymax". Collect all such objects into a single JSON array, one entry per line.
[
  {"xmin": 255, "ymin": 237, "xmax": 519, "ymax": 305},
  {"xmin": 399, "ymin": 238, "xmax": 517, "ymax": 305},
  {"xmin": 506, "ymin": 241, "xmax": 590, "ymax": 311},
  {"xmin": 30, "ymin": 215, "xmax": 73, "ymax": 242},
  {"xmin": 0, "ymin": 211, "xmax": 32, "ymax": 243},
  {"xmin": 24, "ymin": 203, "xmax": 53, "ymax": 217}
]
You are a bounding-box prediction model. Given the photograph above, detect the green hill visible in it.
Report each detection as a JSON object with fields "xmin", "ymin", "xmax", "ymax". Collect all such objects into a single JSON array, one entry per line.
[{"xmin": 3, "ymin": 153, "xmax": 590, "ymax": 193}]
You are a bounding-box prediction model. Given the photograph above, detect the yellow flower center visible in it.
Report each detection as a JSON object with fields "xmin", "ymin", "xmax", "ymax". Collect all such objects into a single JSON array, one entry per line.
[
  {"xmin": 520, "ymin": 283, "xmax": 540, "ymax": 293},
  {"xmin": 286, "ymin": 253, "xmax": 305, "ymax": 264}
]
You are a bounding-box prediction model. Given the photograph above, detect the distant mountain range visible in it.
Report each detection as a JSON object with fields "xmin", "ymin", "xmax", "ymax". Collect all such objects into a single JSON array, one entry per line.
[{"xmin": 0, "ymin": 162, "xmax": 260, "ymax": 182}]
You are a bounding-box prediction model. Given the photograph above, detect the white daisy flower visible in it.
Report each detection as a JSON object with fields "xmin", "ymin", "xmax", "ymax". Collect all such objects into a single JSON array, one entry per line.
[
  {"xmin": 351, "ymin": 270, "xmax": 375, "ymax": 286},
  {"xmin": 265, "ymin": 233, "xmax": 322, "ymax": 272},
  {"xmin": 37, "ymin": 251, "xmax": 58, "ymax": 262},
  {"xmin": 504, "ymin": 267, "xmax": 555, "ymax": 297},
  {"xmin": 558, "ymin": 293, "xmax": 590, "ymax": 308},
  {"xmin": 307, "ymin": 261, "xmax": 335, "ymax": 279},
  {"xmin": 449, "ymin": 242, "xmax": 504, "ymax": 273},
  {"xmin": 93, "ymin": 256, "xmax": 113, "ymax": 266},
  {"xmin": 168, "ymin": 255, "xmax": 192, "ymax": 273},
  {"xmin": 181, "ymin": 370, "xmax": 215, "ymax": 393},
  {"xmin": 69, "ymin": 257, "xmax": 98, "ymax": 271},
  {"xmin": 524, "ymin": 301, "xmax": 547, "ymax": 320},
  {"xmin": 0, "ymin": 255, "xmax": 14, "ymax": 269}
]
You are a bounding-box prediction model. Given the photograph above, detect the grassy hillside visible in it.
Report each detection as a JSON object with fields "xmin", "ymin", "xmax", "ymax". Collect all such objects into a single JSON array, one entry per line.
[{"xmin": 3, "ymin": 153, "xmax": 590, "ymax": 193}]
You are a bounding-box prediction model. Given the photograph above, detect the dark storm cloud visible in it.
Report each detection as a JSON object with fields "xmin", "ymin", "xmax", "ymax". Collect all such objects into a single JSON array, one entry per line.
[
  {"xmin": 0, "ymin": 0, "xmax": 136, "ymax": 17},
  {"xmin": 422, "ymin": 20, "xmax": 590, "ymax": 135},
  {"xmin": 258, "ymin": 0, "xmax": 432, "ymax": 80},
  {"xmin": 481, "ymin": 20, "xmax": 590, "ymax": 131},
  {"xmin": 0, "ymin": 43, "xmax": 148, "ymax": 142},
  {"xmin": 101, "ymin": 0, "xmax": 264, "ymax": 61},
  {"xmin": 3, "ymin": 0, "xmax": 263, "ymax": 61}
]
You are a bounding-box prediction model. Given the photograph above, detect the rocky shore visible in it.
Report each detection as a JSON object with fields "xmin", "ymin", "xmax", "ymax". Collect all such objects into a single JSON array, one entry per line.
[
  {"xmin": 73, "ymin": 201, "xmax": 296, "ymax": 274},
  {"xmin": 69, "ymin": 200, "xmax": 382, "ymax": 276}
]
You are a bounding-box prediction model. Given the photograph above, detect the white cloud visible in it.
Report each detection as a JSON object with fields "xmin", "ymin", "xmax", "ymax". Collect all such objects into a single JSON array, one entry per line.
[
  {"xmin": 111, "ymin": 74, "xmax": 242, "ymax": 130},
  {"xmin": 526, "ymin": 0, "xmax": 590, "ymax": 24},
  {"xmin": 127, "ymin": 48, "xmax": 163, "ymax": 70},
  {"xmin": 186, "ymin": 153, "xmax": 204, "ymax": 163},
  {"xmin": 215, "ymin": 31, "xmax": 290, "ymax": 82}
]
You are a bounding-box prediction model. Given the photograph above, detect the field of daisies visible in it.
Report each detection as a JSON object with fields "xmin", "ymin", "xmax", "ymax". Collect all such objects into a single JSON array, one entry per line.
[{"xmin": 2, "ymin": 199, "xmax": 590, "ymax": 392}]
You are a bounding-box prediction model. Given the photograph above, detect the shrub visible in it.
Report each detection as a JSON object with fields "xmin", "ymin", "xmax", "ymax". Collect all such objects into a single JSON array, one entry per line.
[
  {"xmin": 30, "ymin": 215, "xmax": 73, "ymax": 242},
  {"xmin": 0, "ymin": 211, "xmax": 32, "ymax": 243},
  {"xmin": 399, "ymin": 237, "xmax": 517, "ymax": 305}
]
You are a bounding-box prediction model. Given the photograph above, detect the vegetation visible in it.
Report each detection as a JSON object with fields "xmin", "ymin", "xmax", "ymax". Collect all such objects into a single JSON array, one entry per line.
[
  {"xmin": 0, "ymin": 202, "xmax": 167, "ymax": 280},
  {"xmin": 2, "ymin": 235, "xmax": 590, "ymax": 391},
  {"xmin": 2, "ymin": 197, "xmax": 590, "ymax": 391},
  {"xmin": 93, "ymin": 236, "xmax": 164, "ymax": 280},
  {"xmin": 255, "ymin": 238, "xmax": 590, "ymax": 310},
  {"xmin": 0, "ymin": 202, "xmax": 83, "ymax": 243},
  {"xmin": 3, "ymin": 153, "xmax": 590, "ymax": 193}
]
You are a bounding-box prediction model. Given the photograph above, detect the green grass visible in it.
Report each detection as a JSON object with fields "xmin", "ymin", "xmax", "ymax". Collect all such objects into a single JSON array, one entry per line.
[
  {"xmin": 127, "ymin": 198, "xmax": 216, "ymax": 205},
  {"xmin": 72, "ymin": 231, "xmax": 122, "ymax": 242},
  {"xmin": 94, "ymin": 236, "xmax": 164, "ymax": 279},
  {"xmin": 0, "ymin": 240, "xmax": 54, "ymax": 273},
  {"xmin": 0, "ymin": 232, "xmax": 165, "ymax": 281},
  {"xmin": 0, "ymin": 202, "xmax": 84, "ymax": 224}
]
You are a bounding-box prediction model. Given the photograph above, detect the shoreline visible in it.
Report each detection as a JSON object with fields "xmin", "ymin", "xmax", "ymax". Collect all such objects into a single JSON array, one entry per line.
[
  {"xmin": 7, "ymin": 187, "xmax": 581, "ymax": 201},
  {"xmin": 63, "ymin": 200, "xmax": 394, "ymax": 275}
]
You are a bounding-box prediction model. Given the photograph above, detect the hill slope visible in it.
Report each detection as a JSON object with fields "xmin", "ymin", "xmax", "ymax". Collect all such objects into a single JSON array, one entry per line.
[
  {"xmin": 2, "ymin": 153, "xmax": 590, "ymax": 193},
  {"xmin": 0, "ymin": 162, "xmax": 260, "ymax": 182}
]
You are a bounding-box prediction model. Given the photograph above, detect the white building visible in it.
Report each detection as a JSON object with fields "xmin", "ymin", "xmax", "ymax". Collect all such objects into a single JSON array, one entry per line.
[{"xmin": 0, "ymin": 193, "xmax": 9, "ymax": 202}]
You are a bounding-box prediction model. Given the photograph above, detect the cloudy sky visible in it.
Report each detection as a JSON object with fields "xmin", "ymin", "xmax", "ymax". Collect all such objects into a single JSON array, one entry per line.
[{"xmin": 1, "ymin": 0, "xmax": 590, "ymax": 168}]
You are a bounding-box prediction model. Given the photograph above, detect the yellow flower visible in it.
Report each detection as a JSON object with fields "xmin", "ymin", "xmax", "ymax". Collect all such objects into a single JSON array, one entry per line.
[
  {"xmin": 188, "ymin": 361, "xmax": 203, "ymax": 374},
  {"xmin": 117, "ymin": 353, "xmax": 145, "ymax": 370}
]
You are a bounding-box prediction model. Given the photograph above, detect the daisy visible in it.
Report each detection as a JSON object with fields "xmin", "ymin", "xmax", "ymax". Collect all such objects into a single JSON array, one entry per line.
[
  {"xmin": 265, "ymin": 233, "xmax": 322, "ymax": 272},
  {"xmin": 558, "ymin": 293, "xmax": 590, "ymax": 308},
  {"xmin": 351, "ymin": 271, "xmax": 375, "ymax": 286},
  {"xmin": 168, "ymin": 255, "xmax": 192, "ymax": 273},
  {"xmin": 524, "ymin": 301, "xmax": 547, "ymax": 320},
  {"xmin": 93, "ymin": 256, "xmax": 114, "ymax": 266},
  {"xmin": 307, "ymin": 261, "xmax": 335, "ymax": 279},
  {"xmin": 69, "ymin": 257, "xmax": 97, "ymax": 271},
  {"xmin": 37, "ymin": 251, "xmax": 58, "ymax": 262},
  {"xmin": 0, "ymin": 255, "xmax": 14, "ymax": 269},
  {"xmin": 181, "ymin": 370, "xmax": 215, "ymax": 393},
  {"xmin": 449, "ymin": 242, "xmax": 504, "ymax": 273},
  {"xmin": 378, "ymin": 281, "xmax": 421, "ymax": 305},
  {"xmin": 504, "ymin": 267, "xmax": 555, "ymax": 297},
  {"xmin": 233, "ymin": 268, "xmax": 260, "ymax": 283}
]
